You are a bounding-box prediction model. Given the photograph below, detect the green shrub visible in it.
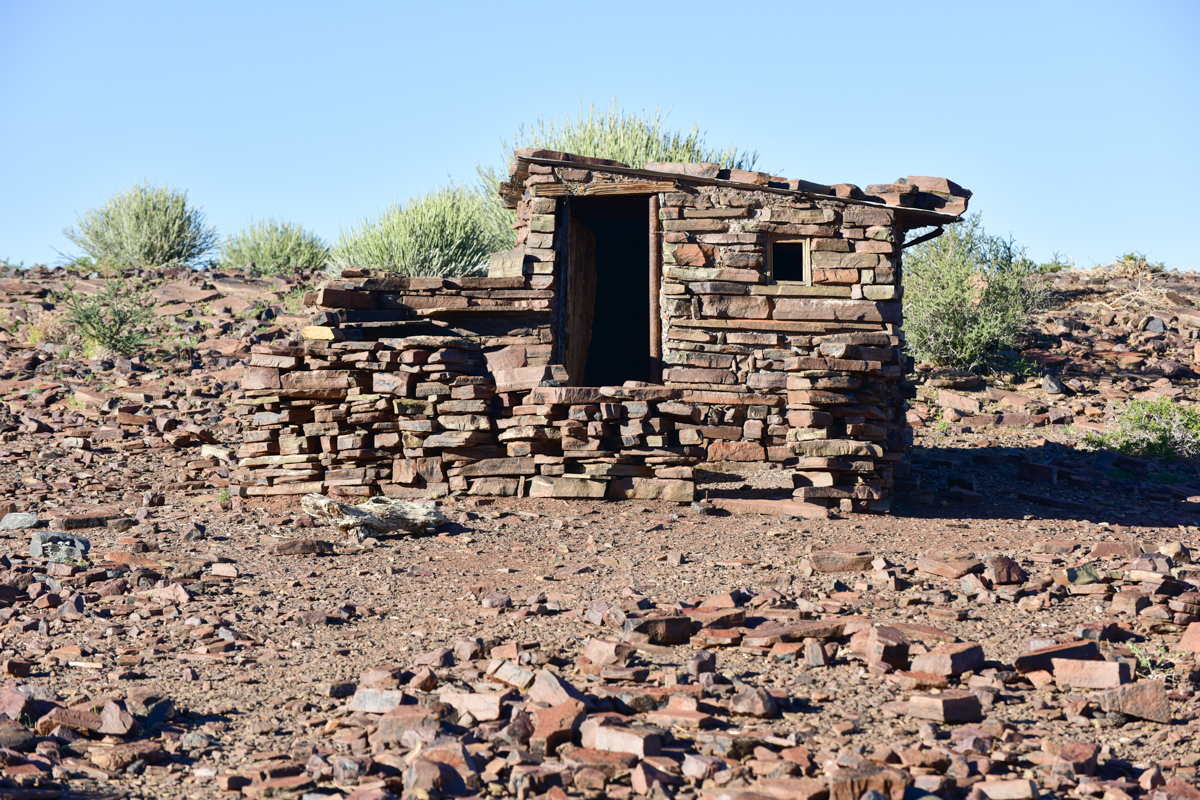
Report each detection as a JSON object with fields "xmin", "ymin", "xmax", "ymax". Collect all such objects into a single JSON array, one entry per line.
[
  {"xmin": 63, "ymin": 182, "xmax": 217, "ymax": 270},
  {"xmin": 1084, "ymin": 396, "xmax": 1200, "ymax": 462},
  {"xmin": 219, "ymin": 219, "xmax": 329, "ymax": 275},
  {"xmin": 994, "ymin": 353, "xmax": 1040, "ymax": 381},
  {"xmin": 1035, "ymin": 252, "xmax": 1072, "ymax": 274},
  {"xmin": 329, "ymin": 186, "xmax": 507, "ymax": 278},
  {"xmin": 477, "ymin": 101, "xmax": 762, "ymax": 249},
  {"xmin": 57, "ymin": 278, "xmax": 155, "ymax": 355},
  {"xmin": 1104, "ymin": 467, "xmax": 1137, "ymax": 481},
  {"xmin": 903, "ymin": 214, "xmax": 1047, "ymax": 371},
  {"xmin": 1150, "ymin": 469, "xmax": 1189, "ymax": 485}
]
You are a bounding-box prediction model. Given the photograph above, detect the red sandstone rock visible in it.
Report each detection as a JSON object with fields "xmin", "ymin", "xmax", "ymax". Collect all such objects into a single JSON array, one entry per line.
[
  {"xmin": 1098, "ymin": 680, "xmax": 1172, "ymax": 723},
  {"xmin": 1052, "ymin": 657, "xmax": 1131, "ymax": 689},
  {"xmin": 906, "ymin": 690, "xmax": 983, "ymax": 723}
]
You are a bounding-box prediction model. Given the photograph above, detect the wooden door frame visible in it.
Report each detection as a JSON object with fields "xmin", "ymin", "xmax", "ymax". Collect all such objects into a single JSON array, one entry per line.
[{"xmin": 648, "ymin": 195, "xmax": 662, "ymax": 383}]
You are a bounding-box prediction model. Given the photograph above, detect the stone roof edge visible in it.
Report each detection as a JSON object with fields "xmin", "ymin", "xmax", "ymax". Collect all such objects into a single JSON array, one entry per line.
[{"xmin": 501, "ymin": 150, "xmax": 966, "ymax": 227}]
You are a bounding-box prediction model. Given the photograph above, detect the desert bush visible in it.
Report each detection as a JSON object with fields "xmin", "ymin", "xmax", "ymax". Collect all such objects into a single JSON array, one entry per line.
[
  {"xmin": 57, "ymin": 278, "xmax": 155, "ymax": 356},
  {"xmin": 219, "ymin": 219, "xmax": 329, "ymax": 276},
  {"xmin": 63, "ymin": 182, "xmax": 217, "ymax": 270},
  {"xmin": 477, "ymin": 101, "xmax": 762, "ymax": 249},
  {"xmin": 1084, "ymin": 396, "xmax": 1200, "ymax": 462},
  {"xmin": 1035, "ymin": 252, "xmax": 1073, "ymax": 274},
  {"xmin": 329, "ymin": 186, "xmax": 506, "ymax": 278},
  {"xmin": 903, "ymin": 214, "xmax": 1047, "ymax": 371}
]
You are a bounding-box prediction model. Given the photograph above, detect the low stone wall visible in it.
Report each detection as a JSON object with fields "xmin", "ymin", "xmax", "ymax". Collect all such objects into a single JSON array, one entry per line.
[
  {"xmin": 232, "ymin": 322, "xmax": 905, "ymax": 513},
  {"xmin": 233, "ymin": 338, "xmax": 705, "ymax": 502}
]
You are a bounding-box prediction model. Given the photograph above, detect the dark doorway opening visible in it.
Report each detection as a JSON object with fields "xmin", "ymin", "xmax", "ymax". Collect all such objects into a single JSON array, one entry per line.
[{"xmin": 566, "ymin": 196, "xmax": 651, "ymax": 387}]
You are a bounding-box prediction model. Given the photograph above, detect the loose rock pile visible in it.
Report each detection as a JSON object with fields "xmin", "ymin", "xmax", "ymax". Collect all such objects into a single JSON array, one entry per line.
[{"xmin": 196, "ymin": 538, "xmax": 1200, "ymax": 800}]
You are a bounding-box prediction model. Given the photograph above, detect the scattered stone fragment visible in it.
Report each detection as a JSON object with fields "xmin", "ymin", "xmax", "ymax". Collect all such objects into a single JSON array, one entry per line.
[
  {"xmin": 1098, "ymin": 679, "xmax": 1172, "ymax": 723},
  {"xmin": 90, "ymin": 739, "xmax": 168, "ymax": 771},
  {"xmin": 98, "ymin": 700, "xmax": 137, "ymax": 736},
  {"xmin": 1052, "ymin": 657, "xmax": 1131, "ymax": 689},
  {"xmin": 729, "ymin": 686, "xmax": 778, "ymax": 718},
  {"xmin": 29, "ymin": 531, "xmax": 90, "ymax": 561},
  {"xmin": 440, "ymin": 690, "xmax": 508, "ymax": 722},
  {"xmin": 827, "ymin": 765, "xmax": 910, "ymax": 800},
  {"xmin": 909, "ymin": 642, "xmax": 984, "ymax": 676},
  {"xmin": 1043, "ymin": 374, "xmax": 1066, "ymax": 394},
  {"xmin": 584, "ymin": 638, "xmax": 635, "ymax": 666},
  {"xmin": 347, "ymin": 687, "xmax": 408, "ymax": 714},
  {"xmin": 0, "ymin": 512, "xmax": 37, "ymax": 530},
  {"xmin": 916, "ymin": 552, "xmax": 983, "ymax": 580},
  {"xmin": 907, "ymin": 690, "xmax": 983, "ymax": 723},
  {"xmin": 810, "ymin": 549, "xmax": 873, "ymax": 573},
  {"xmin": 531, "ymin": 700, "xmax": 585, "ymax": 757},
  {"xmin": 272, "ymin": 538, "xmax": 335, "ymax": 555},
  {"xmin": 977, "ymin": 778, "xmax": 1039, "ymax": 800},
  {"xmin": 528, "ymin": 670, "xmax": 587, "ymax": 707},
  {"xmin": 1179, "ymin": 622, "xmax": 1200, "ymax": 653},
  {"xmin": 1013, "ymin": 640, "xmax": 1098, "ymax": 673},
  {"xmin": 590, "ymin": 725, "xmax": 661, "ymax": 758},
  {"xmin": 301, "ymin": 493, "xmax": 447, "ymax": 539},
  {"xmin": 866, "ymin": 625, "xmax": 910, "ymax": 668},
  {"xmin": 1052, "ymin": 741, "xmax": 1099, "ymax": 777},
  {"xmin": 985, "ymin": 555, "xmax": 1027, "ymax": 584}
]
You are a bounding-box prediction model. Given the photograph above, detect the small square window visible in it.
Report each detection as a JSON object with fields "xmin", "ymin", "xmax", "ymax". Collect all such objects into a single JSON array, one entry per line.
[{"xmin": 770, "ymin": 239, "xmax": 809, "ymax": 284}]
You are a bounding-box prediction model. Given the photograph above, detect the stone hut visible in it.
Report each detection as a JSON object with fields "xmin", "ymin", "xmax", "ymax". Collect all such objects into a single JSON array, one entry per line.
[{"xmin": 235, "ymin": 150, "xmax": 970, "ymax": 516}]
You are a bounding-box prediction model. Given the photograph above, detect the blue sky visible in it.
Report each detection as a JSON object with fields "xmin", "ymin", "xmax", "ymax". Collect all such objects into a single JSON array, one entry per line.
[{"xmin": 2, "ymin": 1, "xmax": 1197, "ymax": 270}]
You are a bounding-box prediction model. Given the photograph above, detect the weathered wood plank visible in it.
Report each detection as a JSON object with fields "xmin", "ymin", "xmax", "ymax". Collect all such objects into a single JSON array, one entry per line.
[
  {"xmin": 649, "ymin": 194, "xmax": 663, "ymax": 383},
  {"xmin": 532, "ymin": 180, "xmax": 677, "ymax": 198},
  {"xmin": 414, "ymin": 306, "xmax": 551, "ymax": 317}
]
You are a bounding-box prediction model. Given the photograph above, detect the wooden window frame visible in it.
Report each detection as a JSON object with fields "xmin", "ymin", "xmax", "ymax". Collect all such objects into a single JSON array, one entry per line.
[{"xmin": 767, "ymin": 237, "xmax": 811, "ymax": 286}]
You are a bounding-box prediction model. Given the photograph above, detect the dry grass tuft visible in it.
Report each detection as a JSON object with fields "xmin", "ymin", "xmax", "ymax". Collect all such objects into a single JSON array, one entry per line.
[
  {"xmin": 26, "ymin": 311, "xmax": 76, "ymax": 347},
  {"xmin": 1086, "ymin": 252, "xmax": 1170, "ymax": 311}
]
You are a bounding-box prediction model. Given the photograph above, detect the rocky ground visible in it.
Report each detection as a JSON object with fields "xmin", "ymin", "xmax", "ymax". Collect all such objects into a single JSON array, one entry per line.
[{"xmin": 0, "ymin": 262, "xmax": 1195, "ymax": 800}]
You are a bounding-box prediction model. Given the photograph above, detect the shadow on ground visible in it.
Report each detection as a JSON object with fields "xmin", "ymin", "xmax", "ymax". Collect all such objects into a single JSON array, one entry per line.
[
  {"xmin": 900, "ymin": 440, "xmax": 1200, "ymax": 529},
  {"xmin": 696, "ymin": 442, "xmax": 1200, "ymax": 530}
]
